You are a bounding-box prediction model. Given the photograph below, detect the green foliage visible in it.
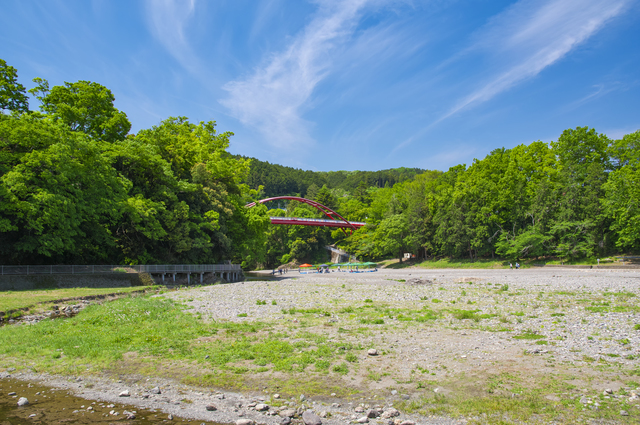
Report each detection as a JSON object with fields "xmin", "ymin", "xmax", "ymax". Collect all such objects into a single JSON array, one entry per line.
[{"xmin": 0, "ymin": 59, "xmax": 29, "ymax": 113}]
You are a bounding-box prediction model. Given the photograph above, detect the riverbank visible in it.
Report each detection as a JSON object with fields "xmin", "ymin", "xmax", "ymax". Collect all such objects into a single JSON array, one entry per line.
[{"xmin": 1, "ymin": 268, "xmax": 639, "ymax": 424}]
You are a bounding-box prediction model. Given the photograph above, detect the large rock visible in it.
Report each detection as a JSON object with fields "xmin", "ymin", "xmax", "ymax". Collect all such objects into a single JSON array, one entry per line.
[
  {"xmin": 302, "ymin": 410, "xmax": 322, "ymax": 425},
  {"xmin": 17, "ymin": 397, "xmax": 29, "ymax": 406}
]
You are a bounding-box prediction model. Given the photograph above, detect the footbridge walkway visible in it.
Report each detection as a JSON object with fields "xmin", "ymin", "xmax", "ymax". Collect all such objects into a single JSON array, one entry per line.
[{"xmin": 0, "ymin": 264, "xmax": 243, "ymax": 284}]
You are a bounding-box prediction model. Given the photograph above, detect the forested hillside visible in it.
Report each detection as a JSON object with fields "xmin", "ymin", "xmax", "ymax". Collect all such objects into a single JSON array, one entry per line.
[
  {"xmin": 242, "ymin": 156, "xmax": 424, "ymax": 197},
  {"xmin": 1, "ymin": 58, "xmax": 639, "ymax": 269}
]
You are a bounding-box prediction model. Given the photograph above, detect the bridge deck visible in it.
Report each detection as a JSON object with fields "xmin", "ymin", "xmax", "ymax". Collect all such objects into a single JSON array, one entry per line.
[{"xmin": 269, "ymin": 217, "xmax": 365, "ymax": 228}]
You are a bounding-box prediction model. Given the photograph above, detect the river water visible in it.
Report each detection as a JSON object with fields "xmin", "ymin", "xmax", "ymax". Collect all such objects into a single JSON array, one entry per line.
[{"xmin": 0, "ymin": 378, "xmax": 220, "ymax": 424}]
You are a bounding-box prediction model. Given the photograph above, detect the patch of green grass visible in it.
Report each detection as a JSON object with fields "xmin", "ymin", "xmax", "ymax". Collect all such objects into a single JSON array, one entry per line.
[
  {"xmin": 550, "ymin": 313, "xmax": 565, "ymax": 317},
  {"xmin": 360, "ymin": 318, "xmax": 384, "ymax": 325},
  {"xmin": 364, "ymin": 299, "xmax": 373, "ymax": 303},
  {"xmin": 271, "ymin": 300, "xmax": 277, "ymax": 305},
  {"xmin": 634, "ymin": 324, "xmax": 640, "ymax": 330},
  {"xmin": 499, "ymin": 284, "xmax": 509, "ymax": 292},
  {"xmin": 256, "ymin": 299, "xmax": 267, "ymax": 305},
  {"xmin": 237, "ymin": 313, "xmax": 248, "ymax": 317},
  {"xmin": 345, "ymin": 352, "xmax": 358, "ymax": 363},
  {"xmin": 450, "ymin": 309, "xmax": 493, "ymax": 322},
  {"xmin": 513, "ymin": 330, "xmax": 545, "ymax": 340},
  {"xmin": 0, "ymin": 286, "xmax": 158, "ymax": 313},
  {"xmin": 332, "ymin": 363, "xmax": 349, "ymax": 375},
  {"xmin": 432, "ymin": 298, "xmax": 442, "ymax": 303}
]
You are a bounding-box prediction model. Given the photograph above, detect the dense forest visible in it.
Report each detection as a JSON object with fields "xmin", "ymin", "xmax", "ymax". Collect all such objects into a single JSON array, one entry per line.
[
  {"xmin": 1, "ymin": 58, "xmax": 639, "ymax": 269},
  {"xmin": 242, "ymin": 157, "xmax": 424, "ymax": 198}
]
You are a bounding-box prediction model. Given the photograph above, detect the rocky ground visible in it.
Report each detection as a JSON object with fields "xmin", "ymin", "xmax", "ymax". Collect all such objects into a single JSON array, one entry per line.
[{"xmin": 2, "ymin": 267, "xmax": 640, "ymax": 424}]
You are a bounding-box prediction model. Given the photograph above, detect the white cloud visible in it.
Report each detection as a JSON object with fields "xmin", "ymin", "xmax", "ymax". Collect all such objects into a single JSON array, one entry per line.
[
  {"xmin": 440, "ymin": 0, "xmax": 629, "ymax": 121},
  {"xmin": 144, "ymin": 0, "xmax": 199, "ymax": 74},
  {"xmin": 219, "ymin": 0, "xmax": 373, "ymax": 151}
]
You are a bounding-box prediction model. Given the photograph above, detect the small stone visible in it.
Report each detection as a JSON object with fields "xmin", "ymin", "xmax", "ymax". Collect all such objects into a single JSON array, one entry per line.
[
  {"xmin": 29, "ymin": 414, "xmax": 36, "ymax": 418},
  {"xmin": 217, "ymin": 393, "xmax": 226, "ymax": 399},
  {"xmin": 119, "ymin": 390, "xmax": 130, "ymax": 397},
  {"xmin": 356, "ymin": 417, "xmax": 369, "ymax": 423},
  {"xmin": 367, "ymin": 349, "xmax": 378, "ymax": 356},
  {"xmin": 126, "ymin": 413, "xmax": 136, "ymax": 420},
  {"xmin": 401, "ymin": 394, "xmax": 410, "ymax": 400},
  {"xmin": 319, "ymin": 411, "xmax": 327, "ymax": 418},
  {"xmin": 280, "ymin": 417, "xmax": 292, "ymax": 425},
  {"xmin": 255, "ymin": 403, "xmax": 269, "ymax": 411},
  {"xmin": 206, "ymin": 404, "xmax": 217, "ymax": 411},
  {"xmin": 580, "ymin": 396, "xmax": 588, "ymax": 404},
  {"xmin": 280, "ymin": 409, "xmax": 296, "ymax": 418},
  {"xmin": 330, "ymin": 393, "xmax": 336, "ymax": 397},
  {"xmin": 8, "ymin": 392, "xmax": 16, "ymax": 396},
  {"xmin": 151, "ymin": 386, "xmax": 161, "ymax": 394},
  {"xmin": 381, "ymin": 408, "xmax": 399, "ymax": 419},
  {"xmin": 355, "ymin": 406, "xmax": 365, "ymax": 413},
  {"xmin": 366, "ymin": 408, "xmax": 381, "ymax": 418},
  {"xmin": 205, "ymin": 355, "xmax": 210, "ymax": 359},
  {"xmin": 236, "ymin": 419, "xmax": 254, "ymax": 425},
  {"xmin": 620, "ymin": 410, "xmax": 629, "ymax": 416},
  {"xmin": 17, "ymin": 397, "xmax": 29, "ymax": 407},
  {"xmin": 390, "ymin": 390, "xmax": 398, "ymax": 396},
  {"xmin": 168, "ymin": 414, "xmax": 173, "ymax": 420},
  {"xmin": 604, "ymin": 388, "xmax": 613, "ymax": 395},
  {"xmin": 331, "ymin": 403, "xmax": 341, "ymax": 408},
  {"xmin": 274, "ymin": 394, "xmax": 280, "ymax": 399},
  {"xmin": 302, "ymin": 409, "xmax": 322, "ymax": 425},
  {"xmin": 400, "ymin": 421, "xmax": 415, "ymax": 425},
  {"xmin": 300, "ymin": 394, "xmax": 306, "ymax": 401}
]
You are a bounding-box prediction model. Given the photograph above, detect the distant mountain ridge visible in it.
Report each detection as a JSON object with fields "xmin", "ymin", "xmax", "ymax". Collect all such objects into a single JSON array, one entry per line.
[{"xmin": 240, "ymin": 156, "xmax": 426, "ymax": 197}]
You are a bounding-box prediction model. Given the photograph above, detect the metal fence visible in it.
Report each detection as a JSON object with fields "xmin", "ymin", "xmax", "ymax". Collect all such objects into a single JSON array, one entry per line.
[{"xmin": 0, "ymin": 264, "xmax": 242, "ymax": 276}]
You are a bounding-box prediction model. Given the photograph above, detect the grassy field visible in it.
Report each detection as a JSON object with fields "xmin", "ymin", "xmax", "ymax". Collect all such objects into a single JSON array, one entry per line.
[{"xmin": 0, "ymin": 286, "xmax": 159, "ymax": 313}]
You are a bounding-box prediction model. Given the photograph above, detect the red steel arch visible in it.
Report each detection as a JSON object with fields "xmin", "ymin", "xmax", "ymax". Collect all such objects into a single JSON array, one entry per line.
[{"xmin": 246, "ymin": 196, "xmax": 361, "ymax": 234}]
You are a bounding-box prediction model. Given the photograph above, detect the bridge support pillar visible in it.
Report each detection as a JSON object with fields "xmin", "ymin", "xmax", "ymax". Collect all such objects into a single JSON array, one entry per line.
[
  {"xmin": 173, "ymin": 273, "xmax": 176, "ymax": 282},
  {"xmin": 200, "ymin": 273, "xmax": 203, "ymax": 283},
  {"xmin": 161, "ymin": 273, "xmax": 165, "ymax": 282}
]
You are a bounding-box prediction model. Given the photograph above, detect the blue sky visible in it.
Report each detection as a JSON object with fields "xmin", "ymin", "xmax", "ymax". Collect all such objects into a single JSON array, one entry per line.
[{"xmin": 2, "ymin": 0, "xmax": 639, "ymax": 172}]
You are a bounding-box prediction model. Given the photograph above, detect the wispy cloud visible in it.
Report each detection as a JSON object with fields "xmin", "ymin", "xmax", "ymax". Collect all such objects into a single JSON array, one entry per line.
[
  {"xmin": 219, "ymin": 0, "xmax": 374, "ymax": 151},
  {"xmin": 144, "ymin": 0, "xmax": 199, "ymax": 74},
  {"xmin": 440, "ymin": 0, "xmax": 629, "ymax": 121}
]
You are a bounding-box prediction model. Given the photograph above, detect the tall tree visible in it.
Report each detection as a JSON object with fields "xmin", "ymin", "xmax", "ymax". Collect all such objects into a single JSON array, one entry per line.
[
  {"xmin": 30, "ymin": 79, "xmax": 131, "ymax": 142},
  {"xmin": 0, "ymin": 59, "xmax": 29, "ymax": 113}
]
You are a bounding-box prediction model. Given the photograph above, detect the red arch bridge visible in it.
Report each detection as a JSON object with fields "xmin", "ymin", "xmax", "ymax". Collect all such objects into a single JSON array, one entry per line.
[{"xmin": 245, "ymin": 196, "xmax": 365, "ymax": 234}]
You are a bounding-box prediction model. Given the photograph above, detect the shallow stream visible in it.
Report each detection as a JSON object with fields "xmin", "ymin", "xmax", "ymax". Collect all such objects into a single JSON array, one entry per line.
[{"xmin": 0, "ymin": 378, "xmax": 220, "ymax": 424}]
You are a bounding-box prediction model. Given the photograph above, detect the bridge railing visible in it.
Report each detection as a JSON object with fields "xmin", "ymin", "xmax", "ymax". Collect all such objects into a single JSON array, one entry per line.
[{"xmin": 0, "ymin": 264, "xmax": 242, "ymax": 276}]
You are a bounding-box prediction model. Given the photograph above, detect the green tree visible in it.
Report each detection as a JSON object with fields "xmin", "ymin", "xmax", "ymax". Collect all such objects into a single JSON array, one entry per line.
[
  {"xmin": 0, "ymin": 59, "xmax": 29, "ymax": 113},
  {"xmin": 30, "ymin": 79, "xmax": 131, "ymax": 142}
]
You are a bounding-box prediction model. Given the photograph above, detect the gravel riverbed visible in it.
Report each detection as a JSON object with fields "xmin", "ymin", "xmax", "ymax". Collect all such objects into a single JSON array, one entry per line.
[{"xmin": 2, "ymin": 267, "xmax": 640, "ymax": 424}]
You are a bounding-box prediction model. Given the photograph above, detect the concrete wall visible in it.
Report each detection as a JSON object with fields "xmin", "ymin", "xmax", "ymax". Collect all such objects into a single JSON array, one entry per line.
[{"xmin": 0, "ymin": 273, "xmax": 155, "ymax": 291}]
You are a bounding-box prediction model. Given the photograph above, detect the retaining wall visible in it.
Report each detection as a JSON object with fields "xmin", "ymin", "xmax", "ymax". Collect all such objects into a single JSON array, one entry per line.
[{"xmin": 0, "ymin": 273, "xmax": 155, "ymax": 291}]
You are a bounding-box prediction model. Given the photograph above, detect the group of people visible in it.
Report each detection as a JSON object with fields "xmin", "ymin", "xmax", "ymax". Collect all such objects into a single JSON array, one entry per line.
[{"xmin": 509, "ymin": 262, "xmax": 520, "ymax": 269}]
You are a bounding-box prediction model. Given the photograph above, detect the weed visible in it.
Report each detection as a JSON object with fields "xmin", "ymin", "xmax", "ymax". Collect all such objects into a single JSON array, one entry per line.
[
  {"xmin": 345, "ymin": 352, "xmax": 358, "ymax": 363},
  {"xmin": 271, "ymin": 300, "xmax": 277, "ymax": 305},
  {"xmin": 333, "ymin": 363, "xmax": 349, "ymax": 375},
  {"xmin": 432, "ymin": 299, "xmax": 442, "ymax": 303},
  {"xmin": 364, "ymin": 299, "xmax": 373, "ymax": 303},
  {"xmin": 499, "ymin": 284, "xmax": 509, "ymax": 292},
  {"xmin": 550, "ymin": 313, "xmax": 565, "ymax": 317},
  {"xmin": 237, "ymin": 313, "xmax": 248, "ymax": 317},
  {"xmin": 619, "ymin": 338, "xmax": 630, "ymax": 345},
  {"xmin": 634, "ymin": 324, "xmax": 640, "ymax": 330},
  {"xmin": 461, "ymin": 290, "xmax": 467, "ymax": 296},
  {"xmin": 513, "ymin": 330, "xmax": 545, "ymax": 340},
  {"xmin": 256, "ymin": 300, "xmax": 267, "ymax": 305}
]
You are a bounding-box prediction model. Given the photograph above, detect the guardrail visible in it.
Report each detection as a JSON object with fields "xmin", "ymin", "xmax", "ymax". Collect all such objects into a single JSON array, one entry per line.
[{"xmin": 0, "ymin": 264, "xmax": 242, "ymax": 276}]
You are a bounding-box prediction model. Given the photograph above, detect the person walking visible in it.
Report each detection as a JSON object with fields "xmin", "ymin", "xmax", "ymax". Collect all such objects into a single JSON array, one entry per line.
[
  {"xmin": 515, "ymin": 262, "xmax": 520, "ymax": 269},
  {"xmin": 509, "ymin": 263, "xmax": 512, "ymax": 269}
]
